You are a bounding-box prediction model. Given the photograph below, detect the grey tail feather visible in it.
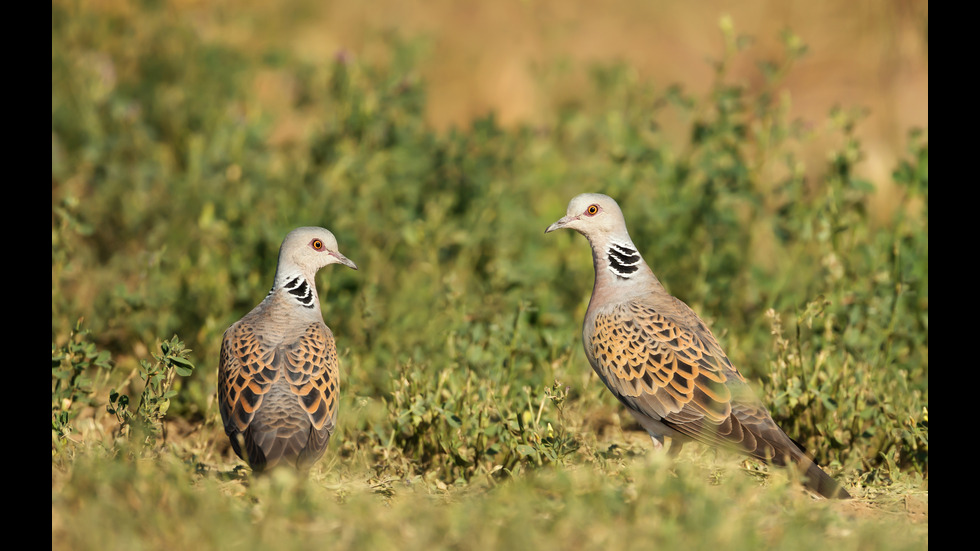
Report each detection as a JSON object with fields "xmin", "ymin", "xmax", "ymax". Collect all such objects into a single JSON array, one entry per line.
[
  {"xmin": 769, "ymin": 439, "xmax": 850, "ymax": 499},
  {"xmin": 802, "ymin": 458, "xmax": 851, "ymax": 499},
  {"xmin": 788, "ymin": 435, "xmax": 807, "ymax": 453}
]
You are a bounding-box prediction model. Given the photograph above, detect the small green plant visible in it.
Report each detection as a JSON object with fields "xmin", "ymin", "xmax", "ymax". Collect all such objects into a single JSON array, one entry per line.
[
  {"xmin": 51, "ymin": 318, "xmax": 112, "ymax": 444},
  {"xmin": 107, "ymin": 336, "xmax": 195, "ymax": 449},
  {"xmin": 537, "ymin": 379, "xmax": 579, "ymax": 464}
]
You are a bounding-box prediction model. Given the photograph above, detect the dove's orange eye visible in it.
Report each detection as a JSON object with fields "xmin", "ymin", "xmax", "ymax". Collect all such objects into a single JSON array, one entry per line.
[
  {"xmin": 311, "ymin": 239, "xmax": 324, "ymax": 251},
  {"xmin": 586, "ymin": 204, "xmax": 599, "ymax": 215}
]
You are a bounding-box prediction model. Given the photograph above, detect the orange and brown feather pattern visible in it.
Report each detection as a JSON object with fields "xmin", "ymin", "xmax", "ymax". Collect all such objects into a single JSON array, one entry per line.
[
  {"xmin": 586, "ymin": 286, "xmax": 849, "ymax": 499},
  {"xmin": 216, "ymin": 226, "xmax": 355, "ymax": 474},
  {"xmin": 218, "ymin": 318, "xmax": 339, "ymax": 472},
  {"xmin": 548, "ymin": 193, "xmax": 849, "ymax": 499}
]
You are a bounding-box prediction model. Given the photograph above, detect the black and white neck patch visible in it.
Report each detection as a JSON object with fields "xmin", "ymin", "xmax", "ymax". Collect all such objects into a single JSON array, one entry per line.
[
  {"xmin": 283, "ymin": 276, "xmax": 317, "ymax": 308},
  {"xmin": 606, "ymin": 241, "xmax": 641, "ymax": 278}
]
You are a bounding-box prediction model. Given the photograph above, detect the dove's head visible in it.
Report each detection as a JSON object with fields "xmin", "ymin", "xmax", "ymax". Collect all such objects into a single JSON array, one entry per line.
[
  {"xmin": 545, "ymin": 193, "xmax": 629, "ymax": 240},
  {"xmin": 546, "ymin": 193, "xmax": 655, "ymax": 284},
  {"xmin": 278, "ymin": 226, "xmax": 357, "ymax": 274}
]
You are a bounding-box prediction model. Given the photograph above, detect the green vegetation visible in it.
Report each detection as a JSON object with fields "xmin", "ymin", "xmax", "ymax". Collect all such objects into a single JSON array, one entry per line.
[{"xmin": 52, "ymin": 3, "xmax": 926, "ymax": 550}]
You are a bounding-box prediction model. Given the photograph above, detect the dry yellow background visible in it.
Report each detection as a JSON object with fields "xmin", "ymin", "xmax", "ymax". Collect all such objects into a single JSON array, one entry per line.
[{"xmin": 100, "ymin": 0, "xmax": 928, "ymax": 215}]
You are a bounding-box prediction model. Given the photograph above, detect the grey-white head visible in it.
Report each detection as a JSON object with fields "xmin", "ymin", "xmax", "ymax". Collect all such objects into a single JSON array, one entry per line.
[
  {"xmin": 545, "ymin": 193, "xmax": 630, "ymax": 236},
  {"xmin": 272, "ymin": 226, "xmax": 357, "ymax": 295},
  {"xmin": 545, "ymin": 193, "xmax": 647, "ymax": 281}
]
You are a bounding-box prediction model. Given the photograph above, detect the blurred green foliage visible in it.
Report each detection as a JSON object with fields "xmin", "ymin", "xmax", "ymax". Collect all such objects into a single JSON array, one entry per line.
[{"xmin": 53, "ymin": 3, "xmax": 926, "ymax": 549}]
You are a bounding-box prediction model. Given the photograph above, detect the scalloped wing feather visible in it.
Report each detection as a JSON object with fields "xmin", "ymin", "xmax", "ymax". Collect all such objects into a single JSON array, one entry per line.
[
  {"xmin": 217, "ymin": 319, "xmax": 339, "ymax": 470},
  {"xmin": 588, "ymin": 299, "xmax": 794, "ymax": 460}
]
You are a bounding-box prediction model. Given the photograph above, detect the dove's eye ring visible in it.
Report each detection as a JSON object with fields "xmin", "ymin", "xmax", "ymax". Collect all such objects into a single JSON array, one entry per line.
[
  {"xmin": 311, "ymin": 239, "xmax": 324, "ymax": 251},
  {"xmin": 586, "ymin": 204, "xmax": 599, "ymax": 216}
]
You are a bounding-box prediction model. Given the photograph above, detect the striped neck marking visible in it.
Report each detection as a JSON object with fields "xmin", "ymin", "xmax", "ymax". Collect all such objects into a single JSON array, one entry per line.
[
  {"xmin": 283, "ymin": 276, "xmax": 317, "ymax": 308},
  {"xmin": 606, "ymin": 241, "xmax": 641, "ymax": 279}
]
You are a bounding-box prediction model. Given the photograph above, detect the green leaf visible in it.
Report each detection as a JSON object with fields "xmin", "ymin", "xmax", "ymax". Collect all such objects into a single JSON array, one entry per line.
[{"xmin": 515, "ymin": 444, "xmax": 537, "ymax": 458}]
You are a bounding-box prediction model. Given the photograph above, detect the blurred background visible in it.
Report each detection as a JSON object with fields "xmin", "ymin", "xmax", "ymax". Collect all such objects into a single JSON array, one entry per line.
[
  {"xmin": 178, "ymin": 0, "xmax": 927, "ymax": 211},
  {"xmin": 53, "ymin": 2, "xmax": 928, "ymax": 547}
]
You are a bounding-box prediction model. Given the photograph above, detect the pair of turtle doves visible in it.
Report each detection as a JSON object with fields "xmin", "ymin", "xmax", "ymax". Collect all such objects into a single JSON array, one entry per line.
[{"xmin": 217, "ymin": 193, "xmax": 849, "ymax": 499}]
